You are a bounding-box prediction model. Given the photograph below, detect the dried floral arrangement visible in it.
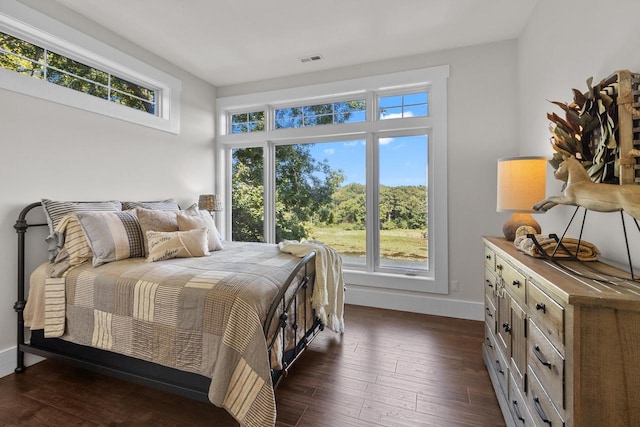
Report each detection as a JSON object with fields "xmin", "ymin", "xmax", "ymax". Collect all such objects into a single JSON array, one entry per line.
[{"xmin": 547, "ymin": 75, "xmax": 621, "ymax": 184}]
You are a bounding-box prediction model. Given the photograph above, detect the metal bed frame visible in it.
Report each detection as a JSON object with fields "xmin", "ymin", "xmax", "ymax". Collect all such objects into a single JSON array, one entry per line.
[{"xmin": 13, "ymin": 201, "xmax": 322, "ymax": 402}]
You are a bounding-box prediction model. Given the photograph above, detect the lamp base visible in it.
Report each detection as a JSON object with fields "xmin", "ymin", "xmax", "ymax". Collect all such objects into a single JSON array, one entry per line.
[{"xmin": 503, "ymin": 213, "xmax": 541, "ymax": 241}]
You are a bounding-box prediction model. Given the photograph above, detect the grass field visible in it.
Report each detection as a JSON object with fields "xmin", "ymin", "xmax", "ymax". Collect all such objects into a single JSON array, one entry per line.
[{"xmin": 310, "ymin": 226, "xmax": 427, "ymax": 261}]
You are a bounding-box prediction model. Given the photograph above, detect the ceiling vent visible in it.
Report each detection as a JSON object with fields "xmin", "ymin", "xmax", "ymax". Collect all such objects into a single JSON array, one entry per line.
[{"xmin": 299, "ymin": 54, "xmax": 323, "ymax": 63}]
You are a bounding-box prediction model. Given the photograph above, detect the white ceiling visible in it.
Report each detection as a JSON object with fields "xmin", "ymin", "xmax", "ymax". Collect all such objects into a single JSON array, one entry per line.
[{"xmin": 53, "ymin": 0, "xmax": 537, "ymax": 87}]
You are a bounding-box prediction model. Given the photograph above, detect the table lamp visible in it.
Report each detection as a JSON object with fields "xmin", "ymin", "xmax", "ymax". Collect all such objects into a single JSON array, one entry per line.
[
  {"xmin": 496, "ymin": 156, "xmax": 546, "ymax": 241},
  {"xmin": 198, "ymin": 194, "xmax": 223, "ymax": 216}
]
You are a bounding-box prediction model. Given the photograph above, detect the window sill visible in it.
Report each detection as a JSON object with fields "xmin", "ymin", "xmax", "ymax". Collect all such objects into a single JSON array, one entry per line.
[{"xmin": 344, "ymin": 269, "xmax": 448, "ymax": 294}]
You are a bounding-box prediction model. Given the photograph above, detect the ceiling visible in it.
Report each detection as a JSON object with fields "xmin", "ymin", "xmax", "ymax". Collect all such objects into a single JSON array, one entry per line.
[{"xmin": 53, "ymin": 0, "xmax": 538, "ymax": 87}]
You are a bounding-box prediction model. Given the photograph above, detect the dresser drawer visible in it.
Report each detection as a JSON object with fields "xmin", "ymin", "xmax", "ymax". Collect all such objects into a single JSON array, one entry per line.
[
  {"xmin": 527, "ymin": 279, "xmax": 564, "ymax": 349},
  {"xmin": 485, "ymin": 293, "xmax": 496, "ymax": 332},
  {"xmin": 493, "ymin": 339, "xmax": 509, "ymax": 397},
  {"xmin": 528, "ymin": 319, "xmax": 564, "ymax": 411},
  {"xmin": 485, "ymin": 268, "xmax": 497, "ymax": 301},
  {"xmin": 496, "ymin": 255, "xmax": 526, "ymax": 303},
  {"xmin": 509, "ymin": 374, "xmax": 534, "ymax": 426},
  {"xmin": 485, "ymin": 247, "xmax": 496, "ymax": 271},
  {"xmin": 527, "ymin": 368, "xmax": 564, "ymax": 427},
  {"xmin": 484, "ymin": 323, "xmax": 497, "ymax": 364}
]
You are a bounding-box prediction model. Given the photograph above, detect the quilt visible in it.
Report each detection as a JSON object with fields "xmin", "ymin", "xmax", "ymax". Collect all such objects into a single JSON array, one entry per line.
[{"xmin": 43, "ymin": 242, "xmax": 308, "ymax": 427}]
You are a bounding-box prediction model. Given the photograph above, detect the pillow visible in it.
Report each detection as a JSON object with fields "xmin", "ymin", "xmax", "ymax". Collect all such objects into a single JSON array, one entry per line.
[
  {"xmin": 145, "ymin": 229, "xmax": 209, "ymax": 262},
  {"xmin": 136, "ymin": 207, "xmax": 200, "ymax": 255},
  {"xmin": 76, "ymin": 211, "xmax": 144, "ymax": 267},
  {"xmin": 177, "ymin": 212, "xmax": 223, "ymax": 251},
  {"xmin": 42, "ymin": 199, "xmax": 122, "ymax": 259},
  {"xmin": 122, "ymin": 199, "xmax": 180, "ymax": 211},
  {"xmin": 53, "ymin": 213, "xmax": 93, "ymax": 267}
]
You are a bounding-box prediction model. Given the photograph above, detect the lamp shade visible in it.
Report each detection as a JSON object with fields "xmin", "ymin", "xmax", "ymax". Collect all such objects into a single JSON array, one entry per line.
[
  {"xmin": 497, "ymin": 156, "xmax": 547, "ymax": 212},
  {"xmin": 198, "ymin": 194, "xmax": 223, "ymax": 212}
]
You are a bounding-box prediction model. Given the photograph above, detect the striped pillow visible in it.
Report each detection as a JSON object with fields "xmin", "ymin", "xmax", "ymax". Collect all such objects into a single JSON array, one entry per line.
[
  {"xmin": 42, "ymin": 199, "xmax": 122, "ymax": 259},
  {"xmin": 76, "ymin": 211, "xmax": 144, "ymax": 267},
  {"xmin": 121, "ymin": 199, "xmax": 180, "ymax": 211},
  {"xmin": 54, "ymin": 213, "xmax": 93, "ymax": 266}
]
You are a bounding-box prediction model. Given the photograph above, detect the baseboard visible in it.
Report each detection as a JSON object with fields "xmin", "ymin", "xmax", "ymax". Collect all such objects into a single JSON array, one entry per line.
[
  {"xmin": 0, "ymin": 346, "xmax": 45, "ymax": 378},
  {"xmin": 345, "ymin": 284, "xmax": 484, "ymax": 321}
]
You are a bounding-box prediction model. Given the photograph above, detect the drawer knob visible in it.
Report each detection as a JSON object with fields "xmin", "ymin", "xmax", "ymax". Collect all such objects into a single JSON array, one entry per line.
[
  {"xmin": 533, "ymin": 345, "xmax": 552, "ymax": 368},
  {"xmin": 502, "ymin": 322, "xmax": 511, "ymax": 333},
  {"xmin": 495, "ymin": 359, "xmax": 504, "ymax": 375},
  {"xmin": 536, "ymin": 302, "xmax": 547, "ymax": 313},
  {"xmin": 486, "ymin": 279, "xmax": 493, "ymax": 288},
  {"xmin": 486, "ymin": 254, "xmax": 492, "ymax": 260},
  {"xmin": 496, "ymin": 264, "xmax": 503, "ymax": 271},
  {"xmin": 533, "ymin": 396, "xmax": 552, "ymax": 425},
  {"xmin": 485, "ymin": 307, "xmax": 493, "ymax": 318}
]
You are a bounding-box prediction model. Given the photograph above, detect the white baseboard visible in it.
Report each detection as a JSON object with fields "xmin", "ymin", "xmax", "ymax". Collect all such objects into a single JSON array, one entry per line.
[
  {"xmin": 345, "ymin": 284, "xmax": 484, "ymax": 321},
  {"xmin": 0, "ymin": 346, "xmax": 45, "ymax": 378}
]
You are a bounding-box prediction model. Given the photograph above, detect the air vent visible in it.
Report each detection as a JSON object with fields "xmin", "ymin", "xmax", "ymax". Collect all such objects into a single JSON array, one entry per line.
[{"xmin": 299, "ymin": 54, "xmax": 323, "ymax": 63}]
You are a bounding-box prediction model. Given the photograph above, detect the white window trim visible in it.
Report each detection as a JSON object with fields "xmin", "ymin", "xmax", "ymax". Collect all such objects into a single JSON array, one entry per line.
[
  {"xmin": 0, "ymin": 0, "xmax": 181, "ymax": 134},
  {"xmin": 216, "ymin": 65, "xmax": 449, "ymax": 294}
]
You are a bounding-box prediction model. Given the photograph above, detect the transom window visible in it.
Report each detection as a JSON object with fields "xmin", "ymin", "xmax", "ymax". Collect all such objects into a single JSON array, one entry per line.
[
  {"xmin": 230, "ymin": 111, "xmax": 265, "ymax": 134},
  {"xmin": 379, "ymin": 91, "xmax": 428, "ymax": 119},
  {"xmin": 274, "ymin": 99, "xmax": 366, "ymax": 129},
  {"xmin": 0, "ymin": 31, "xmax": 158, "ymax": 115}
]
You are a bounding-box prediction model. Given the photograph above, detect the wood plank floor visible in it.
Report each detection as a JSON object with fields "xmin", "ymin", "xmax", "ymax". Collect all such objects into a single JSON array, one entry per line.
[{"xmin": 0, "ymin": 305, "xmax": 506, "ymax": 426}]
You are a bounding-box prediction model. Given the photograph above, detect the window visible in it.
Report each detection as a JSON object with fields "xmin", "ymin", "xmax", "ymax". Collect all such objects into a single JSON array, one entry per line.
[
  {"xmin": 230, "ymin": 111, "xmax": 264, "ymax": 134},
  {"xmin": 0, "ymin": 2, "xmax": 181, "ymax": 133},
  {"xmin": 0, "ymin": 31, "xmax": 158, "ymax": 115},
  {"xmin": 217, "ymin": 66, "xmax": 449, "ymax": 294},
  {"xmin": 379, "ymin": 91, "xmax": 428, "ymax": 119},
  {"xmin": 275, "ymin": 99, "xmax": 366, "ymax": 129}
]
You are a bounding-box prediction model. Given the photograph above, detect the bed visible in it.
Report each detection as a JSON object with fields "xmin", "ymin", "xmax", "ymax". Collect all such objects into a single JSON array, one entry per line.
[{"xmin": 13, "ymin": 200, "xmax": 345, "ymax": 427}]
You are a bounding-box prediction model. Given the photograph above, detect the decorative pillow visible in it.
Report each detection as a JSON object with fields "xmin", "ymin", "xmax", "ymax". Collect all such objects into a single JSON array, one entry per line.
[
  {"xmin": 76, "ymin": 211, "xmax": 144, "ymax": 267},
  {"xmin": 53, "ymin": 213, "xmax": 93, "ymax": 267},
  {"xmin": 121, "ymin": 199, "xmax": 180, "ymax": 211},
  {"xmin": 136, "ymin": 207, "xmax": 200, "ymax": 255},
  {"xmin": 145, "ymin": 228, "xmax": 209, "ymax": 262},
  {"xmin": 42, "ymin": 199, "xmax": 122, "ymax": 259},
  {"xmin": 177, "ymin": 212, "xmax": 223, "ymax": 251}
]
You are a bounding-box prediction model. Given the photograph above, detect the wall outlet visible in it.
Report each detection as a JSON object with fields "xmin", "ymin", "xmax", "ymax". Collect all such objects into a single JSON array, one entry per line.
[{"xmin": 450, "ymin": 280, "xmax": 459, "ymax": 292}]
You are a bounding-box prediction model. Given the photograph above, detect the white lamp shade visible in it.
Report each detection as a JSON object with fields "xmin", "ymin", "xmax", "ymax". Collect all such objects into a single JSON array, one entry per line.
[{"xmin": 497, "ymin": 156, "xmax": 547, "ymax": 213}]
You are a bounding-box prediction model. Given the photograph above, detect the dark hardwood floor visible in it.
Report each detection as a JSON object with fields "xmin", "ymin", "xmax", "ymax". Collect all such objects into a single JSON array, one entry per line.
[{"xmin": 0, "ymin": 305, "xmax": 505, "ymax": 426}]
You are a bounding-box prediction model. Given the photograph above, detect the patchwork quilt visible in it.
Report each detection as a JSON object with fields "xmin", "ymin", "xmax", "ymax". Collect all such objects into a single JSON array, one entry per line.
[{"xmin": 43, "ymin": 242, "xmax": 308, "ymax": 427}]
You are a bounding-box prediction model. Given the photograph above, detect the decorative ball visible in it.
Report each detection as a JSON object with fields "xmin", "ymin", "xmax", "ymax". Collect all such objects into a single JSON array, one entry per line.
[{"xmin": 515, "ymin": 225, "xmax": 537, "ymax": 238}]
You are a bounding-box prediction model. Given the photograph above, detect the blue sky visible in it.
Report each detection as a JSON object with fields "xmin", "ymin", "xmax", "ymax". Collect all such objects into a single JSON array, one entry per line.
[{"xmin": 307, "ymin": 135, "xmax": 428, "ymax": 187}]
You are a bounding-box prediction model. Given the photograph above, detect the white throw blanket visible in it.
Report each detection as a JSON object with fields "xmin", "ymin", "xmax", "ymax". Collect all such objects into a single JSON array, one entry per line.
[{"xmin": 277, "ymin": 240, "xmax": 345, "ymax": 333}]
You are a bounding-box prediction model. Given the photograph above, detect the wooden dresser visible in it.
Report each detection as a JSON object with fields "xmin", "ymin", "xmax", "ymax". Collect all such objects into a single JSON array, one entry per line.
[{"xmin": 482, "ymin": 236, "xmax": 640, "ymax": 427}]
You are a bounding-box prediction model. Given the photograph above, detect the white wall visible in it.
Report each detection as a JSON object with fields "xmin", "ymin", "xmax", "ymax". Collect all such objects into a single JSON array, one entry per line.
[
  {"xmin": 0, "ymin": 2, "xmax": 216, "ymax": 373},
  {"xmin": 220, "ymin": 40, "xmax": 520, "ymax": 320},
  {"xmin": 519, "ymin": 0, "xmax": 640, "ymax": 271}
]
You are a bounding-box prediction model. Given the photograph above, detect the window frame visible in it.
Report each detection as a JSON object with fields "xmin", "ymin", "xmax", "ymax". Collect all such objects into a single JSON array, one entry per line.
[
  {"xmin": 0, "ymin": 1, "xmax": 181, "ymax": 134},
  {"xmin": 216, "ymin": 65, "xmax": 449, "ymax": 294}
]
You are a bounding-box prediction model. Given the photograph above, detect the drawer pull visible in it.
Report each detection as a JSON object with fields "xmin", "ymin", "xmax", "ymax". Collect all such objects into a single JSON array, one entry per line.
[
  {"xmin": 485, "ymin": 307, "xmax": 494, "ymax": 318},
  {"xmin": 512, "ymin": 279, "xmax": 521, "ymax": 288},
  {"xmin": 496, "ymin": 264, "xmax": 503, "ymax": 271},
  {"xmin": 536, "ymin": 302, "xmax": 547, "ymax": 313},
  {"xmin": 495, "ymin": 359, "xmax": 504, "ymax": 375},
  {"xmin": 533, "ymin": 345, "xmax": 552, "ymax": 368},
  {"xmin": 511, "ymin": 400, "xmax": 526, "ymax": 423},
  {"xmin": 502, "ymin": 322, "xmax": 511, "ymax": 333},
  {"xmin": 486, "ymin": 254, "xmax": 492, "ymax": 260},
  {"xmin": 486, "ymin": 279, "xmax": 494, "ymax": 288},
  {"xmin": 485, "ymin": 337, "xmax": 493, "ymax": 349},
  {"xmin": 533, "ymin": 396, "xmax": 552, "ymax": 425}
]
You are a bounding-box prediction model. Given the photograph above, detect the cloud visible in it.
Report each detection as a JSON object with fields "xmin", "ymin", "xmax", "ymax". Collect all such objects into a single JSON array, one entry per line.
[
  {"xmin": 380, "ymin": 138, "xmax": 393, "ymax": 145},
  {"xmin": 324, "ymin": 148, "xmax": 335, "ymax": 155},
  {"xmin": 380, "ymin": 111, "xmax": 414, "ymax": 120}
]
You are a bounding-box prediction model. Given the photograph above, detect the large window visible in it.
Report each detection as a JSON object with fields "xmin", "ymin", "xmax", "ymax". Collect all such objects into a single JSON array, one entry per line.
[
  {"xmin": 217, "ymin": 66, "xmax": 449, "ymax": 294},
  {"xmin": 0, "ymin": 2, "xmax": 181, "ymax": 133}
]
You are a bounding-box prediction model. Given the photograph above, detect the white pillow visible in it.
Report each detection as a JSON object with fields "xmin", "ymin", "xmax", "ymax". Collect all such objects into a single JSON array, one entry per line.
[
  {"xmin": 176, "ymin": 212, "xmax": 224, "ymax": 251},
  {"xmin": 145, "ymin": 228, "xmax": 209, "ymax": 262}
]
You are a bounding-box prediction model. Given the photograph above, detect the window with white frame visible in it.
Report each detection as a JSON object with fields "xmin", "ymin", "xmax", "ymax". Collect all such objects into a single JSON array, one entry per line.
[
  {"xmin": 217, "ymin": 66, "xmax": 449, "ymax": 294},
  {"xmin": 0, "ymin": 2, "xmax": 181, "ymax": 133}
]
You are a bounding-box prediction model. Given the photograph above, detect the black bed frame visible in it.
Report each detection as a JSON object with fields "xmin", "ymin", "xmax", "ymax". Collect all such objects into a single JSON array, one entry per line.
[{"xmin": 13, "ymin": 202, "xmax": 322, "ymax": 402}]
